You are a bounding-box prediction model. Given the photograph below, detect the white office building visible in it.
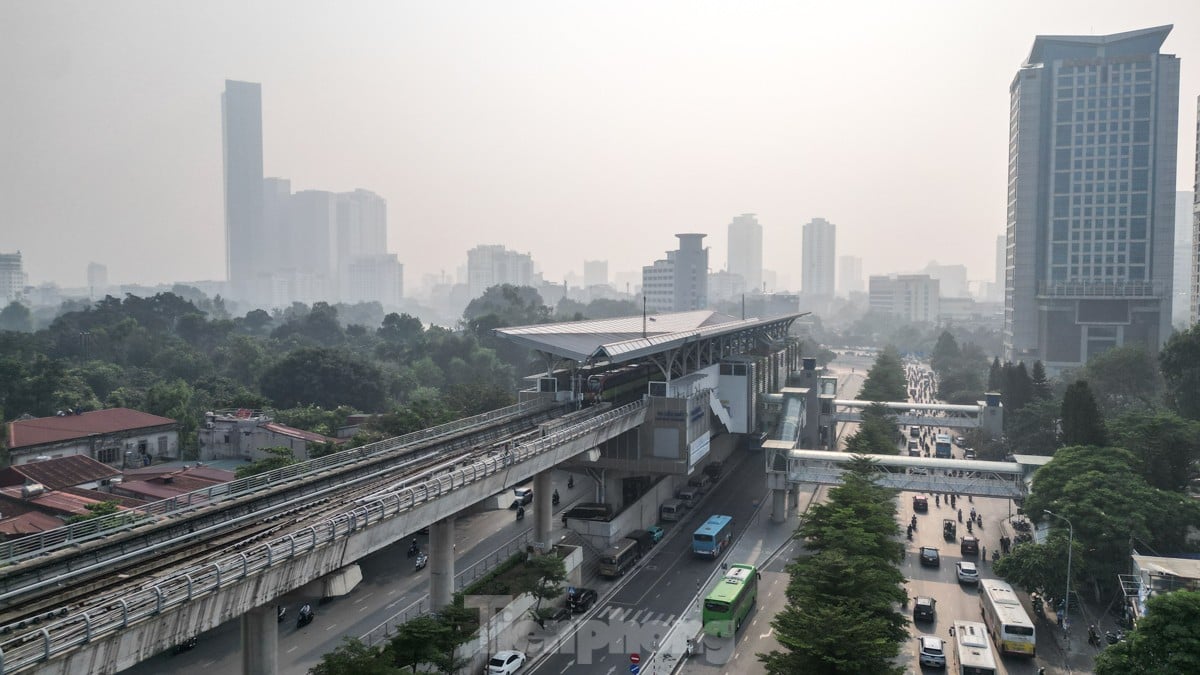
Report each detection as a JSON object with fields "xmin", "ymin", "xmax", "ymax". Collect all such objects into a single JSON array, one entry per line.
[
  {"xmin": 727, "ymin": 213, "xmax": 763, "ymax": 294},
  {"xmin": 642, "ymin": 234, "xmax": 708, "ymax": 313},
  {"xmin": 869, "ymin": 274, "xmax": 940, "ymax": 323},
  {"xmin": 802, "ymin": 218, "xmax": 836, "ymax": 297}
]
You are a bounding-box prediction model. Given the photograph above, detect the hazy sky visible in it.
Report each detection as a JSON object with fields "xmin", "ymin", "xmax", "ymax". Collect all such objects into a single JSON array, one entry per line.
[{"xmin": 3, "ymin": 1, "xmax": 1199, "ymax": 292}]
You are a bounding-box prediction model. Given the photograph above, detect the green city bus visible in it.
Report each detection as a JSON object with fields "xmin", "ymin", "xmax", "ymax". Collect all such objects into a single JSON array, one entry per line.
[{"xmin": 702, "ymin": 563, "xmax": 760, "ymax": 638}]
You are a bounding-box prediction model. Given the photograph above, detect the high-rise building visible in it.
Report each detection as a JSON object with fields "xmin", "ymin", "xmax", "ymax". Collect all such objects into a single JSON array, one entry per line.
[
  {"xmin": 346, "ymin": 255, "xmax": 404, "ymax": 307},
  {"xmin": 802, "ymin": 218, "xmax": 836, "ymax": 297},
  {"xmin": 1004, "ymin": 26, "xmax": 1179, "ymax": 370},
  {"xmin": 869, "ymin": 274, "xmax": 940, "ymax": 323},
  {"xmin": 923, "ymin": 262, "xmax": 969, "ymax": 298},
  {"xmin": 727, "ymin": 213, "xmax": 763, "ymax": 294},
  {"xmin": 467, "ymin": 245, "xmax": 535, "ymax": 298},
  {"xmin": 289, "ymin": 190, "xmax": 339, "ymax": 296},
  {"xmin": 0, "ymin": 252, "xmax": 27, "ymax": 303},
  {"xmin": 994, "ymin": 235, "xmax": 1006, "ymax": 301},
  {"xmin": 642, "ymin": 234, "xmax": 708, "ymax": 313},
  {"xmin": 1174, "ymin": 191, "xmax": 1194, "ymax": 327},
  {"xmin": 1193, "ymin": 95, "xmax": 1200, "ymax": 325},
  {"xmin": 583, "ymin": 260, "xmax": 608, "ymax": 287},
  {"xmin": 838, "ymin": 255, "xmax": 864, "ymax": 296},
  {"xmin": 87, "ymin": 262, "xmax": 108, "ymax": 299},
  {"xmin": 222, "ymin": 80, "xmax": 265, "ymax": 300}
]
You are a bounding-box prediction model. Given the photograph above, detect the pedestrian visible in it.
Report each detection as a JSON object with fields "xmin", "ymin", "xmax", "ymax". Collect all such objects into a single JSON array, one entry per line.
[{"xmin": 982, "ymin": 545, "xmax": 986, "ymax": 562}]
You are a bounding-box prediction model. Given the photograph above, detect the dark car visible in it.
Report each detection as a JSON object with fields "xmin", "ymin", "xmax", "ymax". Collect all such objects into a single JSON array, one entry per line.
[
  {"xmin": 550, "ymin": 606, "xmax": 572, "ymax": 622},
  {"xmin": 703, "ymin": 461, "xmax": 724, "ymax": 480},
  {"xmin": 919, "ymin": 546, "xmax": 941, "ymax": 567},
  {"xmin": 913, "ymin": 495, "xmax": 929, "ymax": 512},
  {"xmin": 566, "ymin": 587, "xmax": 598, "ymax": 612},
  {"xmin": 913, "ymin": 596, "xmax": 937, "ymax": 622},
  {"xmin": 960, "ymin": 535, "xmax": 980, "ymax": 557}
]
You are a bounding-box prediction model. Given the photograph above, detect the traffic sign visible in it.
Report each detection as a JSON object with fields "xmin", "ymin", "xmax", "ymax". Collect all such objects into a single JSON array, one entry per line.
[
  {"xmin": 629, "ymin": 665, "xmax": 639, "ymax": 674},
  {"xmin": 630, "ymin": 653, "xmax": 640, "ymax": 664}
]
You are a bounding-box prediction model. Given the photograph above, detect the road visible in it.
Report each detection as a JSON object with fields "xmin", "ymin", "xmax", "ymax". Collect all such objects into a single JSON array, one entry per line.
[{"xmin": 121, "ymin": 470, "xmax": 581, "ymax": 675}]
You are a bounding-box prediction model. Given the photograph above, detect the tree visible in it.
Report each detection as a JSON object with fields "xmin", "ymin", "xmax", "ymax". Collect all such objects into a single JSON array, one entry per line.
[
  {"xmin": 260, "ymin": 347, "xmax": 387, "ymax": 411},
  {"xmin": 1061, "ymin": 380, "xmax": 1106, "ymax": 447},
  {"xmin": 1077, "ymin": 344, "xmax": 1164, "ymax": 415},
  {"xmin": 856, "ymin": 346, "xmax": 907, "ymax": 402},
  {"xmin": 844, "ymin": 404, "xmax": 899, "ymax": 455},
  {"xmin": 1003, "ymin": 398, "xmax": 1060, "ymax": 457},
  {"xmin": 987, "ymin": 357, "xmax": 1002, "ymax": 392},
  {"xmin": 993, "ymin": 536, "xmax": 1080, "ymax": 609},
  {"xmin": 388, "ymin": 615, "xmax": 449, "ymax": 673},
  {"xmin": 0, "ymin": 301, "xmax": 33, "ymax": 332},
  {"xmin": 929, "ymin": 331, "xmax": 960, "ymax": 375},
  {"xmin": 520, "ymin": 553, "xmax": 568, "ymax": 628},
  {"xmin": 761, "ymin": 469, "xmax": 907, "ymax": 674},
  {"xmin": 1030, "ymin": 360, "xmax": 1051, "ymax": 400},
  {"xmin": 1002, "ymin": 361, "xmax": 1034, "ymax": 417},
  {"xmin": 66, "ymin": 500, "xmax": 122, "ymax": 524},
  {"xmin": 1107, "ymin": 411, "xmax": 1200, "ymax": 492},
  {"xmin": 1023, "ymin": 445, "xmax": 1200, "ymax": 591},
  {"xmin": 309, "ymin": 637, "xmax": 400, "ymax": 675},
  {"xmin": 1160, "ymin": 324, "xmax": 1200, "ymax": 420},
  {"xmin": 1094, "ymin": 590, "xmax": 1200, "ymax": 675},
  {"xmin": 462, "ymin": 284, "xmax": 549, "ymax": 326},
  {"xmin": 235, "ymin": 447, "xmax": 298, "ymax": 478}
]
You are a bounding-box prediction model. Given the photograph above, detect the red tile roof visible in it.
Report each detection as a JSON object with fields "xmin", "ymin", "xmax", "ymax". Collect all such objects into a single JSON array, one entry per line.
[
  {"xmin": 7, "ymin": 408, "xmax": 177, "ymax": 450},
  {"xmin": 0, "ymin": 455, "xmax": 121, "ymax": 490},
  {"xmin": 0, "ymin": 487, "xmax": 106, "ymax": 516}
]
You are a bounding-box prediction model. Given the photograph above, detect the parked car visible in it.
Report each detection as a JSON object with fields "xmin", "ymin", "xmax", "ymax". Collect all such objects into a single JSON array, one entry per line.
[
  {"xmin": 913, "ymin": 596, "xmax": 937, "ymax": 622},
  {"xmin": 919, "ymin": 546, "xmax": 940, "ymax": 567},
  {"xmin": 918, "ymin": 635, "xmax": 947, "ymax": 668},
  {"xmin": 646, "ymin": 525, "xmax": 665, "ymax": 543},
  {"xmin": 703, "ymin": 461, "xmax": 724, "ymax": 479},
  {"xmin": 487, "ymin": 650, "xmax": 526, "ymax": 674},
  {"xmin": 566, "ymin": 587, "xmax": 598, "ymax": 613},
  {"xmin": 956, "ymin": 561, "xmax": 980, "ymax": 585}
]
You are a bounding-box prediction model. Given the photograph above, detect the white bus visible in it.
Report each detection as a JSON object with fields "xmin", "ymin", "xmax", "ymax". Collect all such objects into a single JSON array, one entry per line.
[
  {"xmin": 952, "ymin": 621, "xmax": 998, "ymax": 675},
  {"xmin": 978, "ymin": 579, "xmax": 1037, "ymax": 656}
]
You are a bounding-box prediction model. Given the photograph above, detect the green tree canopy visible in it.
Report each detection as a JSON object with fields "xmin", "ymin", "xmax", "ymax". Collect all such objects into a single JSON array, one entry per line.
[
  {"xmin": 259, "ymin": 347, "xmax": 387, "ymax": 411},
  {"xmin": 1030, "ymin": 360, "xmax": 1052, "ymax": 400},
  {"xmin": 1160, "ymin": 324, "xmax": 1200, "ymax": 420},
  {"xmin": 857, "ymin": 346, "xmax": 907, "ymax": 402},
  {"xmin": 309, "ymin": 637, "xmax": 400, "ymax": 675},
  {"xmin": 1076, "ymin": 344, "xmax": 1164, "ymax": 415},
  {"xmin": 1094, "ymin": 590, "xmax": 1200, "ymax": 675},
  {"xmin": 1061, "ymin": 379, "xmax": 1107, "ymax": 447},
  {"xmin": 844, "ymin": 404, "xmax": 899, "ymax": 455},
  {"xmin": 1107, "ymin": 411, "xmax": 1200, "ymax": 492},
  {"xmin": 0, "ymin": 301, "xmax": 33, "ymax": 332}
]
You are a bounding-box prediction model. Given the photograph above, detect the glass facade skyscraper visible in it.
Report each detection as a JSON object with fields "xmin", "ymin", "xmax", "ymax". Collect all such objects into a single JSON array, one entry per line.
[
  {"xmin": 1004, "ymin": 26, "xmax": 1179, "ymax": 370},
  {"xmin": 222, "ymin": 80, "xmax": 265, "ymax": 299}
]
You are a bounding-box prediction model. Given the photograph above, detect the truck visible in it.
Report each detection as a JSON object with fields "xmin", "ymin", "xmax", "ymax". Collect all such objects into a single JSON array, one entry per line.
[{"xmin": 625, "ymin": 529, "xmax": 657, "ymax": 557}]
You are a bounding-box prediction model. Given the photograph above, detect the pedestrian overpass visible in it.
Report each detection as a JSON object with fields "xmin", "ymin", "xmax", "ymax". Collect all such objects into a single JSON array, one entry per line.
[
  {"xmin": 821, "ymin": 393, "xmax": 1004, "ymax": 449},
  {"xmin": 763, "ymin": 443, "xmax": 1037, "ymax": 522}
]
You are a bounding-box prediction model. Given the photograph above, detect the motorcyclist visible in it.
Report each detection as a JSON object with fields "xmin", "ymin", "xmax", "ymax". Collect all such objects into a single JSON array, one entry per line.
[
  {"xmin": 567, "ymin": 475, "xmax": 574, "ymax": 489},
  {"xmin": 300, "ymin": 603, "xmax": 312, "ymax": 618},
  {"xmin": 553, "ymin": 489, "xmax": 560, "ymax": 504},
  {"xmin": 516, "ymin": 505, "xmax": 526, "ymax": 520},
  {"xmin": 409, "ymin": 538, "xmax": 418, "ymax": 556},
  {"xmin": 910, "ymin": 514, "xmax": 917, "ymax": 529},
  {"xmin": 958, "ymin": 509, "xmax": 963, "ymax": 522}
]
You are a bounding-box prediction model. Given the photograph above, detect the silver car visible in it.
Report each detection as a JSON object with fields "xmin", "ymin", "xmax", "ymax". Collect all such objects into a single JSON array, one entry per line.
[
  {"xmin": 956, "ymin": 561, "xmax": 980, "ymax": 584},
  {"xmin": 918, "ymin": 635, "xmax": 946, "ymax": 668}
]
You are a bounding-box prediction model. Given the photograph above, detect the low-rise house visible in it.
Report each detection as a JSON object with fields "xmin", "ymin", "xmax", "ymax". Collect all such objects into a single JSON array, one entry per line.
[
  {"xmin": 5, "ymin": 408, "xmax": 179, "ymax": 467},
  {"xmin": 1119, "ymin": 553, "xmax": 1200, "ymax": 622},
  {"xmin": 199, "ymin": 409, "xmax": 344, "ymax": 462},
  {"xmin": 113, "ymin": 464, "xmax": 235, "ymax": 503}
]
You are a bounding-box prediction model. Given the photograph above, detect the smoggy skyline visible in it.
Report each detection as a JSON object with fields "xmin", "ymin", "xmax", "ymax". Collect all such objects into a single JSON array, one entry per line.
[{"xmin": 3, "ymin": 1, "xmax": 1199, "ymax": 292}]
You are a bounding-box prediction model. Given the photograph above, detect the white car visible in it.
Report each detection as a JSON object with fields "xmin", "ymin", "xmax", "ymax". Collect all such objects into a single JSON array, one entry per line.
[
  {"xmin": 488, "ymin": 650, "xmax": 526, "ymax": 674},
  {"xmin": 956, "ymin": 561, "xmax": 980, "ymax": 584},
  {"xmin": 918, "ymin": 635, "xmax": 947, "ymax": 668}
]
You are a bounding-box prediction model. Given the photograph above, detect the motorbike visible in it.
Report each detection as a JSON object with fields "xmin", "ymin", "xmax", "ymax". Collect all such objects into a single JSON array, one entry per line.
[
  {"xmin": 910, "ymin": 515, "xmax": 917, "ymax": 530},
  {"xmin": 1105, "ymin": 630, "xmax": 1126, "ymax": 645},
  {"xmin": 958, "ymin": 509, "xmax": 963, "ymax": 522},
  {"xmin": 906, "ymin": 525, "xmax": 913, "ymax": 541},
  {"xmin": 552, "ymin": 489, "xmax": 560, "ymax": 506},
  {"xmin": 516, "ymin": 506, "xmax": 525, "ymax": 521},
  {"xmin": 414, "ymin": 552, "xmax": 428, "ymax": 571},
  {"xmin": 407, "ymin": 540, "xmax": 419, "ymax": 558},
  {"xmin": 297, "ymin": 605, "xmax": 315, "ymax": 628},
  {"xmin": 567, "ymin": 476, "xmax": 574, "ymax": 489},
  {"xmin": 277, "ymin": 605, "xmax": 286, "ymax": 623},
  {"xmin": 1088, "ymin": 625, "xmax": 1101, "ymax": 647},
  {"xmin": 966, "ymin": 520, "xmax": 973, "ymax": 534},
  {"xmin": 1032, "ymin": 595, "xmax": 1044, "ymax": 617}
]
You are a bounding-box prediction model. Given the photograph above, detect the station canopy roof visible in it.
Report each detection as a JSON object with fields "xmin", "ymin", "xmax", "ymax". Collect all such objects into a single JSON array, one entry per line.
[{"xmin": 494, "ymin": 310, "xmax": 802, "ymax": 365}]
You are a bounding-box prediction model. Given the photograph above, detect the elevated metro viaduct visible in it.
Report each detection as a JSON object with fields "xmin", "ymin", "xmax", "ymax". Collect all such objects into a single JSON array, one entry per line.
[{"xmin": 2, "ymin": 311, "xmax": 806, "ymax": 675}]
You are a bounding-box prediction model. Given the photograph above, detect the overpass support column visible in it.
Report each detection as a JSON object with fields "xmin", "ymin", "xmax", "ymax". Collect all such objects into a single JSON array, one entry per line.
[
  {"xmin": 770, "ymin": 488, "xmax": 787, "ymax": 524},
  {"xmin": 429, "ymin": 516, "xmax": 456, "ymax": 611},
  {"xmin": 241, "ymin": 604, "xmax": 278, "ymax": 675},
  {"xmin": 534, "ymin": 470, "xmax": 554, "ymax": 548}
]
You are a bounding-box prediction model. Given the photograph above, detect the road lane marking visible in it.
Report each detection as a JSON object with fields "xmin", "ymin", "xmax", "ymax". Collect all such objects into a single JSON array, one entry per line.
[
  {"xmin": 759, "ymin": 627, "xmax": 773, "ymax": 639},
  {"xmin": 559, "ymin": 661, "xmax": 574, "ymax": 674},
  {"xmin": 354, "ymin": 595, "xmax": 366, "ymax": 604},
  {"xmin": 325, "ymin": 623, "xmax": 338, "ymax": 631},
  {"xmin": 287, "ymin": 647, "xmax": 298, "ymax": 654}
]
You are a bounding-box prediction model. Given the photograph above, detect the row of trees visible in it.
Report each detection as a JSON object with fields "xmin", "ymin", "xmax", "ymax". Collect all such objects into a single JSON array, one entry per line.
[
  {"xmin": 761, "ymin": 458, "xmax": 908, "ymax": 674},
  {"xmin": 929, "ymin": 331, "xmax": 988, "ymax": 404}
]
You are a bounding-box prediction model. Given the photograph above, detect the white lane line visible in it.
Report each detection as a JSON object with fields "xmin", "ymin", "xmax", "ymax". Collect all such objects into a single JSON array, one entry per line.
[
  {"xmin": 559, "ymin": 661, "xmax": 574, "ymax": 674},
  {"xmin": 287, "ymin": 646, "xmax": 298, "ymax": 654},
  {"xmin": 354, "ymin": 595, "xmax": 367, "ymax": 604},
  {"xmin": 325, "ymin": 623, "xmax": 338, "ymax": 631},
  {"xmin": 759, "ymin": 627, "xmax": 774, "ymax": 639}
]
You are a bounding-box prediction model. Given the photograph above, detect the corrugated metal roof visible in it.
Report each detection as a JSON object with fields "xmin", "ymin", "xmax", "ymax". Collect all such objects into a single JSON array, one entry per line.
[
  {"xmin": 496, "ymin": 310, "xmax": 801, "ymax": 363},
  {"xmin": 7, "ymin": 408, "xmax": 177, "ymax": 450},
  {"xmin": 0, "ymin": 455, "xmax": 121, "ymax": 490}
]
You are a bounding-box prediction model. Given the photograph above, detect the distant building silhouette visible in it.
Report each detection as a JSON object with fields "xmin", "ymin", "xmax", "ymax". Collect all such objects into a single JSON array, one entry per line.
[
  {"xmin": 583, "ymin": 260, "xmax": 608, "ymax": 288},
  {"xmin": 870, "ymin": 274, "xmax": 940, "ymax": 323},
  {"xmin": 0, "ymin": 252, "xmax": 27, "ymax": 303},
  {"xmin": 838, "ymin": 255, "xmax": 863, "ymax": 296},
  {"xmin": 222, "ymin": 80, "xmax": 265, "ymax": 302},
  {"xmin": 727, "ymin": 214, "xmax": 763, "ymax": 294},
  {"xmin": 467, "ymin": 245, "xmax": 535, "ymax": 298},
  {"xmin": 1174, "ymin": 191, "xmax": 1193, "ymax": 327},
  {"xmin": 802, "ymin": 218, "xmax": 836, "ymax": 297},
  {"xmin": 1005, "ymin": 26, "xmax": 1179, "ymax": 370},
  {"xmin": 643, "ymin": 234, "xmax": 708, "ymax": 313},
  {"xmin": 87, "ymin": 262, "xmax": 108, "ymax": 300}
]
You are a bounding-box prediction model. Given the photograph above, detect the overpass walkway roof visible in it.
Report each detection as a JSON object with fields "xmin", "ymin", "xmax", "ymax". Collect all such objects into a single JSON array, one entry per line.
[{"xmin": 494, "ymin": 310, "xmax": 803, "ymax": 365}]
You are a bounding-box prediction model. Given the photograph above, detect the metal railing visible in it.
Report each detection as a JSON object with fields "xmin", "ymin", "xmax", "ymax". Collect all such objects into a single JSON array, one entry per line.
[
  {"xmin": 0, "ymin": 399, "xmax": 646, "ymax": 673},
  {"xmin": 1038, "ymin": 279, "xmax": 1162, "ymax": 298},
  {"xmin": 0, "ymin": 399, "xmax": 546, "ymax": 564},
  {"xmin": 359, "ymin": 530, "xmax": 534, "ymax": 649}
]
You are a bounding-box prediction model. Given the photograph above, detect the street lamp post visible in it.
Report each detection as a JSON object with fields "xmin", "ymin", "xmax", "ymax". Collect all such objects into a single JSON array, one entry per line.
[{"xmin": 1044, "ymin": 509, "xmax": 1074, "ymax": 636}]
